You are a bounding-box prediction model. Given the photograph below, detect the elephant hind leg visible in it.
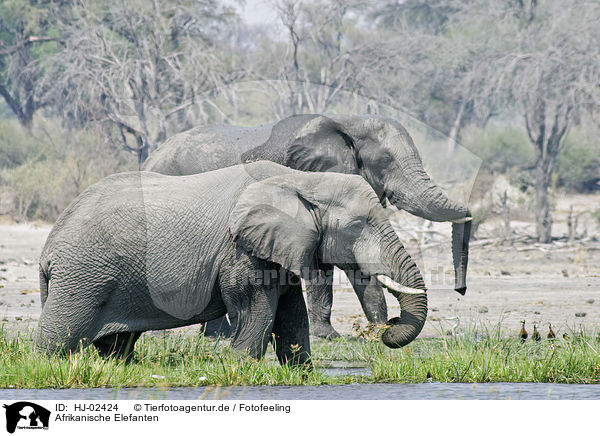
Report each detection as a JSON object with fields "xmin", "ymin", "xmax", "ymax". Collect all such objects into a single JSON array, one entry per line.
[
  {"xmin": 93, "ymin": 332, "xmax": 141, "ymax": 363},
  {"xmin": 272, "ymin": 280, "xmax": 311, "ymax": 366},
  {"xmin": 35, "ymin": 281, "xmax": 110, "ymax": 356}
]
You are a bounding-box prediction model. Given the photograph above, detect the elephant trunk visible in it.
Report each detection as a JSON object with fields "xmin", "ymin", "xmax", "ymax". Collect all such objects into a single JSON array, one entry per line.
[
  {"xmin": 372, "ymin": 225, "xmax": 428, "ymax": 348},
  {"xmin": 386, "ymin": 170, "xmax": 471, "ymax": 295},
  {"xmin": 381, "ymin": 292, "xmax": 428, "ymax": 349},
  {"xmin": 452, "ymin": 219, "xmax": 471, "ymax": 295}
]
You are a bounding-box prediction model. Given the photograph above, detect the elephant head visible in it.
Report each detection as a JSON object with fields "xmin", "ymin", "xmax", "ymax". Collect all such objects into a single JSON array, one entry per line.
[
  {"xmin": 229, "ymin": 170, "xmax": 428, "ymax": 348},
  {"xmin": 243, "ymin": 114, "xmax": 471, "ymax": 294}
]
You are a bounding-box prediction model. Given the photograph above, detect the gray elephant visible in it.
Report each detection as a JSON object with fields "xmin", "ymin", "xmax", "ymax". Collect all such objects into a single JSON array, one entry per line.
[
  {"xmin": 144, "ymin": 114, "xmax": 471, "ymax": 339},
  {"xmin": 36, "ymin": 161, "xmax": 428, "ymax": 364}
]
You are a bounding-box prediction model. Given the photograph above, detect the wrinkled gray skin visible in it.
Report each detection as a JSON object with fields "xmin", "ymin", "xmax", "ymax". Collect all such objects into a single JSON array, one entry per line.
[
  {"xmin": 144, "ymin": 115, "xmax": 471, "ymax": 339},
  {"xmin": 36, "ymin": 162, "xmax": 428, "ymax": 363}
]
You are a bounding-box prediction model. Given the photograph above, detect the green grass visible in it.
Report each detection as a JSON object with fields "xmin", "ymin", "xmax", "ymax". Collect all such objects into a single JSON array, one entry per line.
[{"xmin": 1, "ymin": 325, "xmax": 600, "ymax": 389}]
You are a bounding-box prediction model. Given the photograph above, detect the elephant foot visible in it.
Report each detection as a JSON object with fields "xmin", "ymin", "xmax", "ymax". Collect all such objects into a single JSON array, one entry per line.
[{"xmin": 310, "ymin": 322, "xmax": 341, "ymax": 340}]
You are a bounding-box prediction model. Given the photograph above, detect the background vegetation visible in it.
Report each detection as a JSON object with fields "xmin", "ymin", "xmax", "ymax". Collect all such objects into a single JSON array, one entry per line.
[{"xmin": 0, "ymin": 0, "xmax": 599, "ymax": 238}]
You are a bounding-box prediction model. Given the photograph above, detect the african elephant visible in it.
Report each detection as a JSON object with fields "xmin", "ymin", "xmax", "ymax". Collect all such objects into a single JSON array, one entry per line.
[
  {"xmin": 35, "ymin": 161, "xmax": 428, "ymax": 364},
  {"xmin": 144, "ymin": 114, "xmax": 471, "ymax": 339}
]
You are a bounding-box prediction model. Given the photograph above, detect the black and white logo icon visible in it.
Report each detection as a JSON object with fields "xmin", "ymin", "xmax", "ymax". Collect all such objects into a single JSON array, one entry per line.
[{"xmin": 3, "ymin": 402, "xmax": 50, "ymax": 433}]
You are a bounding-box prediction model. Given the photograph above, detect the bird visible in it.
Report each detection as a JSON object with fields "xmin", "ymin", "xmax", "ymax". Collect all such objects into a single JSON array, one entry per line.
[
  {"xmin": 547, "ymin": 323, "xmax": 556, "ymax": 339},
  {"xmin": 352, "ymin": 321, "xmax": 362, "ymax": 339},
  {"xmin": 562, "ymin": 332, "xmax": 569, "ymax": 340},
  {"xmin": 445, "ymin": 316, "xmax": 460, "ymax": 338},
  {"xmin": 532, "ymin": 323, "xmax": 541, "ymax": 341},
  {"xmin": 519, "ymin": 320, "xmax": 528, "ymax": 343}
]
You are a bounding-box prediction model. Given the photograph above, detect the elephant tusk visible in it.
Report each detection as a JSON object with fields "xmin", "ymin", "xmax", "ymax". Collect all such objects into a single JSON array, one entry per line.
[
  {"xmin": 451, "ymin": 216, "xmax": 473, "ymax": 224},
  {"xmin": 376, "ymin": 275, "xmax": 426, "ymax": 295}
]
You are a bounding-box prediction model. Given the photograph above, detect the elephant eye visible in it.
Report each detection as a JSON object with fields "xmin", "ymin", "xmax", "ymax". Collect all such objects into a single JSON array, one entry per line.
[
  {"xmin": 379, "ymin": 152, "xmax": 393, "ymax": 166},
  {"xmin": 348, "ymin": 218, "xmax": 365, "ymax": 232}
]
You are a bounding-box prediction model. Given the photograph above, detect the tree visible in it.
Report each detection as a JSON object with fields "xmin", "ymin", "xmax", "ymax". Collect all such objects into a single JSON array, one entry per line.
[
  {"xmin": 371, "ymin": 0, "xmax": 600, "ymax": 242},
  {"xmin": 45, "ymin": 0, "xmax": 240, "ymax": 165},
  {"xmin": 471, "ymin": 1, "xmax": 600, "ymax": 242},
  {"xmin": 368, "ymin": 0, "xmax": 505, "ymax": 153},
  {"xmin": 250, "ymin": 0, "xmax": 373, "ymax": 117},
  {"xmin": 0, "ymin": 0, "xmax": 61, "ymax": 127}
]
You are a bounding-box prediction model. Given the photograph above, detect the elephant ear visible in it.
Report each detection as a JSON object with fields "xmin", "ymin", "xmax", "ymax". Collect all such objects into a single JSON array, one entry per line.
[
  {"xmin": 229, "ymin": 176, "xmax": 320, "ymax": 277},
  {"xmin": 286, "ymin": 116, "xmax": 360, "ymax": 174}
]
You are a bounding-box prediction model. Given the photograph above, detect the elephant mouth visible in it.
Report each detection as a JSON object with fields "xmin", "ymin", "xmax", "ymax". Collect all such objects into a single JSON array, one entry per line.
[{"xmin": 376, "ymin": 274, "xmax": 425, "ymax": 295}]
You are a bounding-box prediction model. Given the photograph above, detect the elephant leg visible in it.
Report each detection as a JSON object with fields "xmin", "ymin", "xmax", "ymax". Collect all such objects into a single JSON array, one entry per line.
[
  {"xmin": 219, "ymin": 258, "xmax": 279, "ymax": 360},
  {"xmin": 305, "ymin": 266, "xmax": 340, "ymax": 339},
  {"xmin": 345, "ymin": 270, "xmax": 388, "ymax": 324},
  {"xmin": 35, "ymin": 285, "xmax": 103, "ymax": 355},
  {"xmin": 93, "ymin": 332, "xmax": 141, "ymax": 363},
  {"xmin": 272, "ymin": 276, "xmax": 311, "ymax": 366}
]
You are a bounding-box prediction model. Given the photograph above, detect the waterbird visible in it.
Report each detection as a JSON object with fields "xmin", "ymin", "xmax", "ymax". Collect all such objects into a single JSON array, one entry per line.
[
  {"xmin": 519, "ymin": 320, "xmax": 528, "ymax": 343},
  {"xmin": 444, "ymin": 316, "xmax": 460, "ymax": 338},
  {"xmin": 532, "ymin": 323, "xmax": 541, "ymax": 342},
  {"xmin": 547, "ymin": 323, "xmax": 556, "ymax": 339},
  {"xmin": 562, "ymin": 332, "xmax": 569, "ymax": 340}
]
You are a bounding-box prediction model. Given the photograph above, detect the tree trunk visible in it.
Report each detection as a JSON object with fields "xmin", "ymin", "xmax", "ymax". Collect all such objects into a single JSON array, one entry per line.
[
  {"xmin": 534, "ymin": 150, "xmax": 553, "ymax": 243},
  {"xmin": 447, "ymin": 98, "xmax": 468, "ymax": 155}
]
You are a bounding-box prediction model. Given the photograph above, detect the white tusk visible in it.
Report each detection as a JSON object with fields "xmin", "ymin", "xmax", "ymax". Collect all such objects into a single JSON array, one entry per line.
[
  {"xmin": 376, "ymin": 275, "xmax": 426, "ymax": 294},
  {"xmin": 451, "ymin": 216, "xmax": 473, "ymax": 224}
]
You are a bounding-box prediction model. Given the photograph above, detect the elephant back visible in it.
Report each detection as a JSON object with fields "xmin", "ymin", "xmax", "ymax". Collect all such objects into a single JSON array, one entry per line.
[{"xmin": 143, "ymin": 124, "xmax": 273, "ymax": 175}]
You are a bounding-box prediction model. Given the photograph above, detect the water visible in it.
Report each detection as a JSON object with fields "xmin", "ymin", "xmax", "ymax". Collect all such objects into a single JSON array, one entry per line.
[{"xmin": 1, "ymin": 383, "xmax": 598, "ymax": 400}]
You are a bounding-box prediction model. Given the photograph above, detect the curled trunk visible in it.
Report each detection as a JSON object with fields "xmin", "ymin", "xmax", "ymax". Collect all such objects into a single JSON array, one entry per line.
[
  {"xmin": 382, "ymin": 292, "xmax": 428, "ymax": 348},
  {"xmin": 372, "ymin": 223, "xmax": 429, "ymax": 348}
]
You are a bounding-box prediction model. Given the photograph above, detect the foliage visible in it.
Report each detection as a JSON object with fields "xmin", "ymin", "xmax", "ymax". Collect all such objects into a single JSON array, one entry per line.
[
  {"xmin": 369, "ymin": 0, "xmax": 600, "ymax": 242},
  {"xmin": 555, "ymin": 129, "xmax": 600, "ymax": 193},
  {"xmin": 0, "ymin": 0, "xmax": 61, "ymax": 125},
  {"xmin": 0, "ymin": 0, "xmax": 599, "ymax": 223},
  {"xmin": 0, "ymin": 117, "xmax": 135, "ymax": 221},
  {"xmin": 0, "ymin": 118, "xmax": 41, "ymax": 169},
  {"xmin": 247, "ymin": 0, "xmax": 374, "ymax": 118},
  {"xmin": 462, "ymin": 124, "xmax": 533, "ymax": 173},
  {"xmin": 42, "ymin": 0, "xmax": 240, "ymax": 163}
]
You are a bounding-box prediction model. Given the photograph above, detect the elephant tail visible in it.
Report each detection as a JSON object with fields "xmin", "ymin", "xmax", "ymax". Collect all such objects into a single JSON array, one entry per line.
[{"xmin": 39, "ymin": 259, "xmax": 50, "ymax": 308}]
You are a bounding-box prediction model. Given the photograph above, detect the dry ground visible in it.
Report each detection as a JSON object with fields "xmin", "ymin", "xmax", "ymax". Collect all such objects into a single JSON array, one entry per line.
[{"xmin": 1, "ymin": 197, "xmax": 599, "ymax": 341}]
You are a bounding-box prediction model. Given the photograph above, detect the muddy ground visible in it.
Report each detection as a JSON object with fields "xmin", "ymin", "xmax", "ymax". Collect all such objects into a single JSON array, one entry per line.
[{"xmin": 1, "ymin": 196, "xmax": 599, "ymax": 340}]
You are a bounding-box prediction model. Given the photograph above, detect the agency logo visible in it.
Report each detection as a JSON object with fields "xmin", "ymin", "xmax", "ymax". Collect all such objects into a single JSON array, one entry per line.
[{"xmin": 3, "ymin": 402, "xmax": 50, "ymax": 433}]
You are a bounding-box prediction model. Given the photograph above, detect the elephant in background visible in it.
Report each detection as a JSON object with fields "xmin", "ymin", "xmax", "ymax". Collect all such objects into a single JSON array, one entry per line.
[
  {"xmin": 144, "ymin": 114, "xmax": 471, "ymax": 338},
  {"xmin": 36, "ymin": 162, "xmax": 428, "ymax": 364}
]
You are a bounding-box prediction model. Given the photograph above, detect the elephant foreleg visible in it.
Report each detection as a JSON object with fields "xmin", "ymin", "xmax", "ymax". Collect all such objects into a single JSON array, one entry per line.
[
  {"xmin": 272, "ymin": 277, "xmax": 311, "ymax": 366},
  {"xmin": 219, "ymin": 259, "xmax": 279, "ymax": 360},
  {"xmin": 305, "ymin": 266, "xmax": 340, "ymax": 339}
]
